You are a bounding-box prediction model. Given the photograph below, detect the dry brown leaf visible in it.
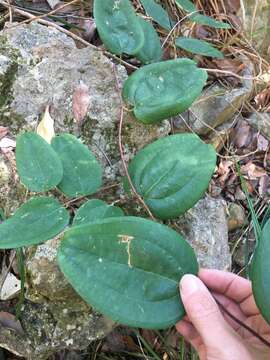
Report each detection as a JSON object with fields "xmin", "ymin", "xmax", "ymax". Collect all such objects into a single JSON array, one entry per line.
[
  {"xmin": 0, "ymin": 311, "xmax": 24, "ymax": 334},
  {"xmin": 72, "ymin": 81, "xmax": 90, "ymax": 124},
  {"xmin": 36, "ymin": 106, "xmax": 55, "ymax": 143},
  {"xmin": 217, "ymin": 160, "xmax": 233, "ymax": 186},
  {"xmin": 233, "ymin": 120, "xmax": 251, "ymax": 148},
  {"xmin": 81, "ymin": 19, "xmax": 96, "ymax": 42},
  {"xmin": 241, "ymin": 161, "xmax": 267, "ymax": 179},
  {"xmin": 224, "ymin": 0, "xmax": 240, "ymax": 13},
  {"xmin": 257, "ymin": 134, "xmax": 269, "ymax": 152},
  {"xmin": 212, "ymin": 58, "xmax": 244, "ymax": 74},
  {"xmin": 254, "ymin": 87, "xmax": 270, "ymax": 111}
]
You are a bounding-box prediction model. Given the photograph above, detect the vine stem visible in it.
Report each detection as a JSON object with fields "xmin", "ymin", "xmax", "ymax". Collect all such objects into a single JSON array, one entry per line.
[
  {"xmin": 214, "ymin": 296, "xmax": 270, "ymax": 348},
  {"xmin": 112, "ymin": 64, "xmax": 155, "ymax": 221}
]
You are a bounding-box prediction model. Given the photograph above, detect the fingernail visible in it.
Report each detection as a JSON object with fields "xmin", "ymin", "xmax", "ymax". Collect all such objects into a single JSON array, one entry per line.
[{"xmin": 180, "ymin": 274, "xmax": 200, "ymax": 296}]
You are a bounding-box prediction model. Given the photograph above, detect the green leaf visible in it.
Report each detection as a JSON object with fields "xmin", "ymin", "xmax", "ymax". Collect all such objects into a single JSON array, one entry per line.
[
  {"xmin": 93, "ymin": 0, "xmax": 144, "ymax": 55},
  {"xmin": 190, "ymin": 14, "xmax": 231, "ymax": 29},
  {"xmin": 58, "ymin": 216, "xmax": 198, "ymax": 329},
  {"xmin": 175, "ymin": 37, "xmax": 224, "ymax": 58},
  {"xmin": 51, "ymin": 134, "xmax": 102, "ymax": 198},
  {"xmin": 16, "ymin": 132, "xmax": 63, "ymax": 192},
  {"xmin": 122, "ymin": 58, "xmax": 207, "ymax": 124},
  {"xmin": 73, "ymin": 199, "xmax": 124, "ymax": 226},
  {"xmin": 140, "ymin": 0, "xmax": 174, "ymax": 31},
  {"xmin": 0, "ymin": 208, "xmax": 5, "ymax": 222},
  {"xmin": 125, "ymin": 134, "xmax": 216, "ymax": 220},
  {"xmin": 0, "ymin": 196, "xmax": 69, "ymax": 249},
  {"xmin": 175, "ymin": 0, "xmax": 196, "ymax": 13},
  {"xmin": 136, "ymin": 17, "xmax": 163, "ymax": 64},
  {"xmin": 250, "ymin": 219, "xmax": 270, "ymax": 325}
]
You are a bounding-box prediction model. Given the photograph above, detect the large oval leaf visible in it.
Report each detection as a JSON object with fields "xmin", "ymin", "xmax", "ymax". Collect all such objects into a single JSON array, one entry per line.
[
  {"xmin": 93, "ymin": 0, "xmax": 144, "ymax": 55},
  {"xmin": 73, "ymin": 199, "xmax": 124, "ymax": 226},
  {"xmin": 175, "ymin": 37, "xmax": 224, "ymax": 59},
  {"xmin": 16, "ymin": 132, "xmax": 63, "ymax": 192},
  {"xmin": 140, "ymin": 0, "xmax": 174, "ymax": 31},
  {"xmin": 0, "ymin": 196, "xmax": 69, "ymax": 249},
  {"xmin": 51, "ymin": 134, "xmax": 102, "ymax": 198},
  {"xmin": 136, "ymin": 17, "xmax": 163, "ymax": 64},
  {"xmin": 125, "ymin": 134, "xmax": 216, "ymax": 219},
  {"xmin": 122, "ymin": 58, "xmax": 207, "ymax": 124},
  {"xmin": 58, "ymin": 216, "xmax": 198, "ymax": 329},
  {"xmin": 250, "ymin": 219, "xmax": 270, "ymax": 325}
]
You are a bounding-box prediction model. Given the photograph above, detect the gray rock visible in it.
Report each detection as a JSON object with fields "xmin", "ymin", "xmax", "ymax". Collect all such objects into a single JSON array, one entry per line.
[
  {"xmin": 0, "ymin": 300, "xmax": 114, "ymax": 360},
  {"xmin": 0, "ymin": 22, "xmax": 171, "ymax": 359},
  {"xmin": 175, "ymin": 197, "xmax": 231, "ymax": 270},
  {"xmin": 245, "ymin": 112, "xmax": 270, "ymax": 141},
  {"xmin": 173, "ymin": 59, "xmax": 253, "ymax": 135},
  {"xmin": 227, "ymin": 203, "xmax": 246, "ymax": 232}
]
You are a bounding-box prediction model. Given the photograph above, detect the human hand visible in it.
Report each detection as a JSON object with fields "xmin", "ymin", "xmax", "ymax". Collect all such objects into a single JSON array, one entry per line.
[{"xmin": 176, "ymin": 269, "xmax": 270, "ymax": 360}]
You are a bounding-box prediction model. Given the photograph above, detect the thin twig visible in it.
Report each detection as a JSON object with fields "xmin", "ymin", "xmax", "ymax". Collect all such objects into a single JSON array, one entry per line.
[
  {"xmin": 112, "ymin": 64, "xmax": 155, "ymax": 221},
  {"xmin": 202, "ymin": 68, "xmax": 258, "ymax": 81},
  {"xmin": 9, "ymin": 0, "xmax": 80, "ymax": 27},
  {"xmin": 214, "ymin": 296, "xmax": 270, "ymax": 348},
  {"xmin": 0, "ymin": 0, "xmax": 138, "ymax": 70},
  {"xmin": 162, "ymin": 10, "xmax": 200, "ymax": 48}
]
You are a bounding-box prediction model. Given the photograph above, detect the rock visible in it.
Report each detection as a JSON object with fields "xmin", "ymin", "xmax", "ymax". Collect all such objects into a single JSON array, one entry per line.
[
  {"xmin": 227, "ymin": 203, "xmax": 246, "ymax": 231},
  {"xmin": 175, "ymin": 197, "xmax": 231, "ymax": 270},
  {"xmin": 245, "ymin": 113, "xmax": 270, "ymax": 141},
  {"xmin": 0, "ymin": 300, "xmax": 114, "ymax": 360},
  {"xmin": 240, "ymin": 0, "xmax": 270, "ymax": 61},
  {"xmin": 0, "ymin": 22, "xmax": 171, "ymax": 359},
  {"xmin": 207, "ymin": 119, "xmax": 235, "ymax": 152},
  {"xmin": 173, "ymin": 59, "xmax": 253, "ymax": 135}
]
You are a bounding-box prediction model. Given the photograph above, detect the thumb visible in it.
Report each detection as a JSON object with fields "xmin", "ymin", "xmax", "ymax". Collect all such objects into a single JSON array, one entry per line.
[{"xmin": 180, "ymin": 274, "xmax": 234, "ymax": 348}]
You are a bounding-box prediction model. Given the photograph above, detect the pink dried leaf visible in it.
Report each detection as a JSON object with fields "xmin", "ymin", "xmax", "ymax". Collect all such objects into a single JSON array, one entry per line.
[{"xmin": 72, "ymin": 81, "xmax": 90, "ymax": 124}]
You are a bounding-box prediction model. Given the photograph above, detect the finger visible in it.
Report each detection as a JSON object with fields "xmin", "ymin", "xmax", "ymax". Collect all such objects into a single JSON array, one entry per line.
[
  {"xmin": 176, "ymin": 320, "xmax": 203, "ymax": 351},
  {"xmin": 180, "ymin": 274, "xmax": 236, "ymax": 349},
  {"xmin": 199, "ymin": 269, "xmax": 259, "ymax": 315},
  {"xmin": 213, "ymin": 292, "xmax": 248, "ymax": 331}
]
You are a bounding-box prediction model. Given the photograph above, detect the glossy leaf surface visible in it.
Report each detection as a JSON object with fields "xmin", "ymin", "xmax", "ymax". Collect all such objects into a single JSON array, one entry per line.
[
  {"xmin": 0, "ymin": 197, "xmax": 69, "ymax": 249},
  {"xmin": 140, "ymin": 0, "xmax": 174, "ymax": 30},
  {"xmin": 122, "ymin": 59, "xmax": 207, "ymax": 124},
  {"xmin": 125, "ymin": 134, "xmax": 216, "ymax": 219},
  {"xmin": 58, "ymin": 216, "xmax": 198, "ymax": 329},
  {"xmin": 51, "ymin": 134, "xmax": 102, "ymax": 198},
  {"xmin": 93, "ymin": 0, "xmax": 144, "ymax": 55},
  {"xmin": 190, "ymin": 14, "xmax": 231, "ymax": 29},
  {"xmin": 16, "ymin": 132, "xmax": 63, "ymax": 192},
  {"xmin": 136, "ymin": 17, "xmax": 163, "ymax": 64},
  {"xmin": 175, "ymin": 37, "xmax": 224, "ymax": 58},
  {"xmin": 251, "ymin": 219, "xmax": 270, "ymax": 325},
  {"xmin": 73, "ymin": 199, "xmax": 124, "ymax": 226},
  {"xmin": 175, "ymin": 0, "xmax": 196, "ymax": 12}
]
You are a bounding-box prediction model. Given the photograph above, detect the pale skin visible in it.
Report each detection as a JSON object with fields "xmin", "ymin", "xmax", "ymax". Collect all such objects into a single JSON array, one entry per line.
[{"xmin": 176, "ymin": 269, "xmax": 270, "ymax": 360}]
